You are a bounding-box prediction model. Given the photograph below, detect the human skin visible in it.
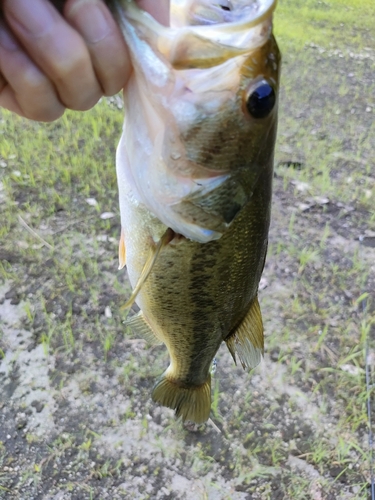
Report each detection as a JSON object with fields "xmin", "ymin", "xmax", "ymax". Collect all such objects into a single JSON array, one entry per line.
[{"xmin": 0, "ymin": 0, "xmax": 170, "ymax": 121}]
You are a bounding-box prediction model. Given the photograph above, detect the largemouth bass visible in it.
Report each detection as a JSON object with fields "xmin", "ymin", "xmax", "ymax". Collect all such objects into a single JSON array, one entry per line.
[{"xmin": 109, "ymin": 0, "xmax": 280, "ymax": 423}]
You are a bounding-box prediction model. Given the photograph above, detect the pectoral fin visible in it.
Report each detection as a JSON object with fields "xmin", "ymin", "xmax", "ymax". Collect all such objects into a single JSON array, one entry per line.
[
  {"xmin": 225, "ymin": 296, "xmax": 264, "ymax": 370},
  {"xmin": 118, "ymin": 229, "xmax": 126, "ymax": 270},
  {"xmin": 121, "ymin": 228, "xmax": 174, "ymax": 310},
  {"xmin": 125, "ymin": 312, "xmax": 162, "ymax": 346}
]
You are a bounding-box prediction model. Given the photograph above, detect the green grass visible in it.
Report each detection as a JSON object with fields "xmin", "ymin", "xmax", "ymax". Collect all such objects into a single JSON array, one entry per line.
[
  {"xmin": 275, "ymin": 0, "xmax": 374, "ymax": 48},
  {"xmin": 0, "ymin": 99, "xmax": 121, "ymax": 217}
]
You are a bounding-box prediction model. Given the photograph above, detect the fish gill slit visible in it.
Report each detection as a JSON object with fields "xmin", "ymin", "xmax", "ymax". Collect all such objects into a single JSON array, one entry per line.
[{"xmin": 167, "ymin": 228, "xmax": 187, "ymax": 245}]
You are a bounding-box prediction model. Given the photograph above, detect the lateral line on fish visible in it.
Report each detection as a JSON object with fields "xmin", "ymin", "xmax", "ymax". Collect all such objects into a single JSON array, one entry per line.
[{"xmin": 121, "ymin": 228, "xmax": 174, "ymax": 310}]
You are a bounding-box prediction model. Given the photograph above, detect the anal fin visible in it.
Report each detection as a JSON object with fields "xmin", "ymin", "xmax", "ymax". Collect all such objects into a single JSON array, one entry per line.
[
  {"xmin": 225, "ymin": 296, "xmax": 264, "ymax": 370},
  {"xmin": 125, "ymin": 312, "xmax": 162, "ymax": 346}
]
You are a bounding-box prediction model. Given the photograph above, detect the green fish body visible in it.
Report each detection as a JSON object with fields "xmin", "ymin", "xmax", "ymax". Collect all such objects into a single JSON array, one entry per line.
[{"xmin": 110, "ymin": 0, "xmax": 281, "ymax": 423}]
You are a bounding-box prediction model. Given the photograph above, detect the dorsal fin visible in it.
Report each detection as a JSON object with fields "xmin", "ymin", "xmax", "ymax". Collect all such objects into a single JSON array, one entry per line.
[
  {"xmin": 225, "ymin": 295, "xmax": 264, "ymax": 370},
  {"xmin": 121, "ymin": 228, "xmax": 174, "ymax": 310}
]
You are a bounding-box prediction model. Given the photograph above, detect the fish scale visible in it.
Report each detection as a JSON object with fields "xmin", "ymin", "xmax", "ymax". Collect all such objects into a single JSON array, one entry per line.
[{"xmin": 108, "ymin": 0, "xmax": 280, "ymax": 423}]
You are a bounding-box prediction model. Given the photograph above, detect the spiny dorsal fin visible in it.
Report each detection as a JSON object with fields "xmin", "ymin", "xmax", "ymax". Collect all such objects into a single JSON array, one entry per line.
[
  {"xmin": 225, "ymin": 295, "xmax": 264, "ymax": 370},
  {"xmin": 118, "ymin": 229, "xmax": 126, "ymax": 270},
  {"xmin": 125, "ymin": 312, "xmax": 162, "ymax": 346},
  {"xmin": 121, "ymin": 228, "xmax": 174, "ymax": 310}
]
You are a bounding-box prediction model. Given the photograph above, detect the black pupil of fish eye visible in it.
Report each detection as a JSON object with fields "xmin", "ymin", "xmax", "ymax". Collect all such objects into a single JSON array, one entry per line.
[{"xmin": 246, "ymin": 83, "xmax": 276, "ymax": 119}]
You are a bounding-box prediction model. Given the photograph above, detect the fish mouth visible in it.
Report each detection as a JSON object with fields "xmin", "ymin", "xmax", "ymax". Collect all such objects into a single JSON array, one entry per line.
[
  {"xmin": 172, "ymin": 0, "xmax": 278, "ymax": 31},
  {"xmin": 111, "ymin": 0, "xmax": 278, "ymax": 54}
]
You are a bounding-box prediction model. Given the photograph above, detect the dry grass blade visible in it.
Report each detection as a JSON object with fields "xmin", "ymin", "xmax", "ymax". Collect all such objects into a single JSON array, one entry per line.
[{"xmin": 17, "ymin": 214, "xmax": 54, "ymax": 250}]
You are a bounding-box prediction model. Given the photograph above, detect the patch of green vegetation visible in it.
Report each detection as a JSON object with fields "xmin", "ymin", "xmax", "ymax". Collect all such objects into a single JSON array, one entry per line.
[
  {"xmin": 0, "ymin": 98, "xmax": 122, "ymax": 242},
  {"xmin": 0, "ymin": 99, "xmax": 132, "ymax": 361},
  {"xmin": 275, "ymin": 0, "xmax": 374, "ymax": 49}
]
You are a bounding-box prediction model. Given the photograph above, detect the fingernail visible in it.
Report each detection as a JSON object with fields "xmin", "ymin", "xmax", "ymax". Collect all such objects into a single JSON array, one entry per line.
[
  {"xmin": 0, "ymin": 22, "xmax": 19, "ymax": 51},
  {"xmin": 6, "ymin": 0, "xmax": 57, "ymax": 37},
  {"xmin": 68, "ymin": 1, "xmax": 112, "ymax": 44}
]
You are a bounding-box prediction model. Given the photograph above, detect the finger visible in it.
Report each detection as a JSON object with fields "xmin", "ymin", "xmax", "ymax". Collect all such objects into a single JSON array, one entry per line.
[
  {"xmin": 0, "ymin": 72, "xmax": 6, "ymax": 94},
  {"xmin": 64, "ymin": 0, "xmax": 131, "ymax": 96},
  {"xmin": 137, "ymin": 0, "xmax": 170, "ymax": 26},
  {"xmin": 3, "ymin": 0, "xmax": 102, "ymax": 111},
  {"xmin": 0, "ymin": 71, "xmax": 25, "ymax": 116},
  {"xmin": 0, "ymin": 21, "xmax": 65, "ymax": 121}
]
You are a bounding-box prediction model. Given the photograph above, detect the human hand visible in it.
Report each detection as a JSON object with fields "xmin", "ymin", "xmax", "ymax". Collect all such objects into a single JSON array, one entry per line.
[{"xmin": 0, "ymin": 0, "xmax": 170, "ymax": 122}]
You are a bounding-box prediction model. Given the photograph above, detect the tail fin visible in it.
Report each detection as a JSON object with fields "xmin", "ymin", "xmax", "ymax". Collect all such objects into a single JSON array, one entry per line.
[{"xmin": 152, "ymin": 374, "xmax": 211, "ymax": 424}]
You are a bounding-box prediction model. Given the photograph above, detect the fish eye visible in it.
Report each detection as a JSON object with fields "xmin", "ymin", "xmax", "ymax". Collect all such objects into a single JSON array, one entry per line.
[{"xmin": 246, "ymin": 81, "xmax": 276, "ymax": 119}]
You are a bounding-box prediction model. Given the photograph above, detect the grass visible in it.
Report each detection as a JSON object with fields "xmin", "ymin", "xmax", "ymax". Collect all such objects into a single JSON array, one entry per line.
[
  {"xmin": 0, "ymin": 1, "xmax": 374, "ymax": 499},
  {"xmin": 275, "ymin": 0, "xmax": 375, "ymax": 48}
]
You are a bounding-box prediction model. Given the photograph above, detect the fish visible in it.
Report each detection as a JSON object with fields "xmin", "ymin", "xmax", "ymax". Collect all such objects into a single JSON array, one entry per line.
[{"xmin": 108, "ymin": 0, "xmax": 281, "ymax": 423}]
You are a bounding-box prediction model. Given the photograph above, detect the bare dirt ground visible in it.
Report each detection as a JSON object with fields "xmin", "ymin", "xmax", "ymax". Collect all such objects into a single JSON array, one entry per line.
[{"xmin": 1, "ymin": 1, "xmax": 375, "ymax": 499}]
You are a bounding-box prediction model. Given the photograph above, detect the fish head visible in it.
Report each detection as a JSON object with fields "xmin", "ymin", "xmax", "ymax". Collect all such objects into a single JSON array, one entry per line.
[
  {"xmin": 112, "ymin": 0, "xmax": 280, "ymax": 242},
  {"xmin": 164, "ymin": 32, "xmax": 280, "ymax": 179}
]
